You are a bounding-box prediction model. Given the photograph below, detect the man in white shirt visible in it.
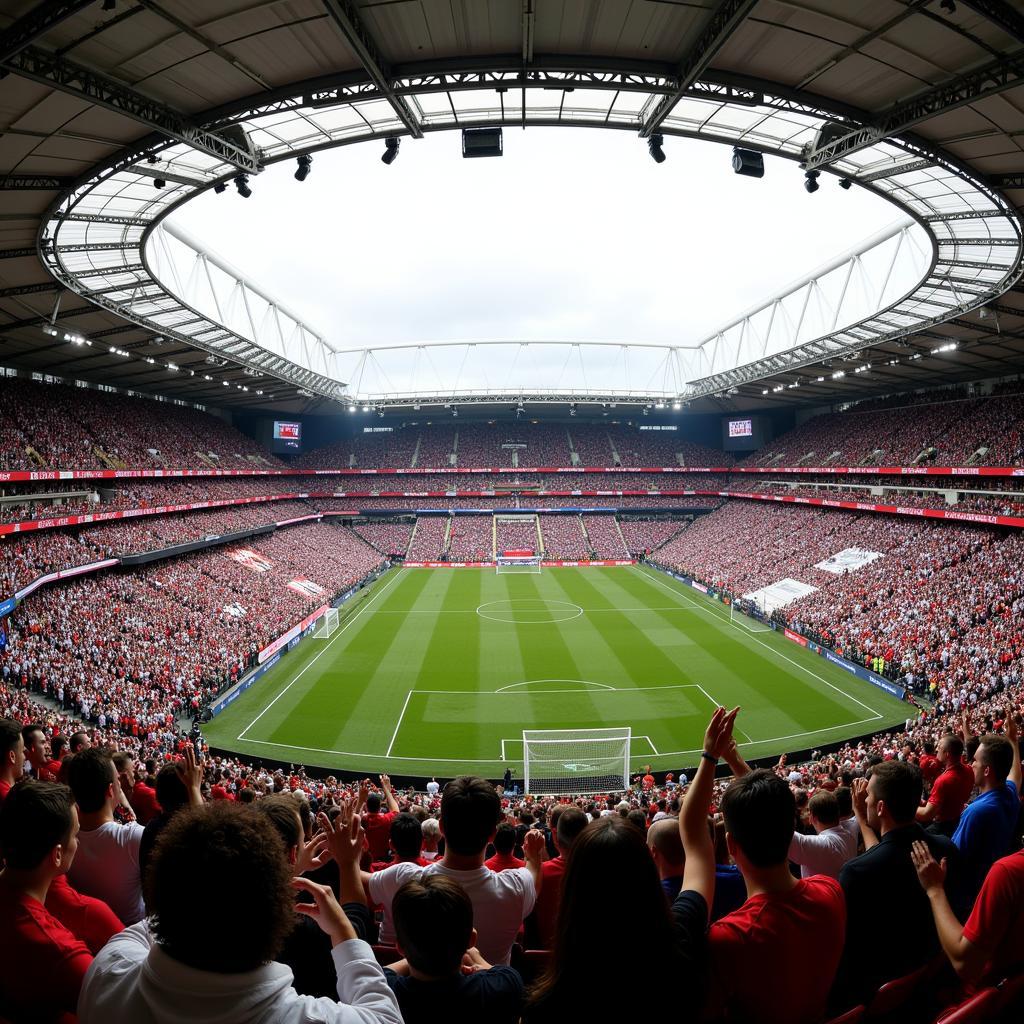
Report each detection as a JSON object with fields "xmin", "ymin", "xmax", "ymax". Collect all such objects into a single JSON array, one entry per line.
[
  {"xmin": 425, "ymin": 778, "xmax": 440, "ymax": 799},
  {"xmin": 787, "ymin": 790, "xmax": 857, "ymax": 879},
  {"xmin": 366, "ymin": 775, "xmax": 543, "ymax": 965},
  {"xmin": 66, "ymin": 748, "xmax": 146, "ymax": 924}
]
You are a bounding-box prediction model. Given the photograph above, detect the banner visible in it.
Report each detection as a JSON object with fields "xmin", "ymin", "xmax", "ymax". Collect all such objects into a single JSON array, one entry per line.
[{"xmin": 404, "ymin": 559, "xmax": 636, "ymax": 568}]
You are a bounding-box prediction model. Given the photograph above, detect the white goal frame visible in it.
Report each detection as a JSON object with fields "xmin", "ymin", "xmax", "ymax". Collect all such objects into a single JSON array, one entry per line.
[
  {"xmin": 496, "ymin": 556, "xmax": 542, "ymax": 574},
  {"xmin": 313, "ymin": 607, "xmax": 339, "ymax": 639},
  {"xmin": 730, "ymin": 597, "xmax": 772, "ymax": 633},
  {"xmin": 522, "ymin": 727, "xmax": 631, "ymax": 794}
]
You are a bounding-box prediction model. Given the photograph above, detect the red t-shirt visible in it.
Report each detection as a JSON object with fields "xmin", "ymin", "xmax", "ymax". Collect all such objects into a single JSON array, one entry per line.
[
  {"xmin": 927, "ymin": 761, "xmax": 975, "ymax": 822},
  {"xmin": 962, "ymin": 849, "xmax": 1024, "ymax": 980},
  {"xmin": 485, "ymin": 851, "xmax": 526, "ymax": 872},
  {"xmin": 130, "ymin": 780, "xmax": 161, "ymax": 824},
  {"xmin": 45, "ymin": 874, "xmax": 124, "ymax": 954},
  {"xmin": 528, "ymin": 855, "xmax": 567, "ymax": 950},
  {"xmin": 709, "ymin": 876, "xmax": 846, "ymax": 1024},
  {"xmin": 642, "ymin": 774, "xmax": 656, "ymax": 791},
  {"xmin": 0, "ymin": 778, "xmax": 11, "ymax": 805},
  {"xmin": 919, "ymin": 754, "xmax": 941, "ymax": 785},
  {"xmin": 0, "ymin": 882, "xmax": 93, "ymax": 1023},
  {"xmin": 362, "ymin": 810, "xmax": 398, "ymax": 861}
]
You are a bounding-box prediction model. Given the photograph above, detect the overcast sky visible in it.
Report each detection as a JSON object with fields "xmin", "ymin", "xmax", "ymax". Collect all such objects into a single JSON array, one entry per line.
[{"xmin": 170, "ymin": 128, "xmax": 906, "ymax": 395}]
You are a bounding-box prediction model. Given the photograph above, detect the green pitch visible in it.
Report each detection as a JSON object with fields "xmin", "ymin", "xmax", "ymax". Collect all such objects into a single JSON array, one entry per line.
[{"xmin": 203, "ymin": 565, "xmax": 910, "ymax": 780}]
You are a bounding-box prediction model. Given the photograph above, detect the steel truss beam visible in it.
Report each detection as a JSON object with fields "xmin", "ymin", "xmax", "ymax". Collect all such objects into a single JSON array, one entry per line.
[
  {"xmin": 0, "ymin": 247, "xmax": 39, "ymax": 259},
  {"xmin": 320, "ymin": 0, "xmax": 422, "ymax": 138},
  {"xmin": 990, "ymin": 173, "xmax": 1024, "ymax": 188},
  {"xmin": 640, "ymin": 0, "xmax": 759, "ymax": 136},
  {"xmin": 0, "ymin": 0, "xmax": 96, "ymax": 63},
  {"xmin": 3, "ymin": 45, "xmax": 262, "ymax": 173},
  {"xmin": 803, "ymin": 50, "xmax": 1024, "ymax": 171},
  {"xmin": 856, "ymin": 158, "xmax": 934, "ymax": 182},
  {"xmin": 924, "ymin": 210, "xmax": 1006, "ymax": 222},
  {"xmin": 957, "ymin": 1, "xmax": 1024, "ymax": 45},
  {"xmin": 0, "ymin": 281, "xmax": 61, "ymax": 298}
]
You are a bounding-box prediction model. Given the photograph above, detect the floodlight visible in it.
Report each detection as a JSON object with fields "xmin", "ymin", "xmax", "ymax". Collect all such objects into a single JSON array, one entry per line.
[
  {"xmin": 940, "ymin": 0, "xmax": 955, "ymax": 11},
  {"xmin": 381, "ymin": 138, "xmax": 400, "ymax": 165},
  {"xmin": 153, "ymin": 178, "xmax": 166, "ymax": 189},
  {"xmin": 804, "ymin": 170, "xmax": 820, "ymax": 193},
  {"xmin": 732, "ymin": 148, "xmax": 764, "ymax": 178},
  {"xmin": 838, "ymin": 177, "xmax": 852, "ymax": 190},
  {"xmin": 213, "ymin": 182, "xmax": 227, "ymax": 194},
  {"xmin": 647, "ymin": 133, "xmax": 666, "ymax": 164},
  {"xmin": 234, "ymin": 174, "xmax": 252, "ymax": 198},
  {"xmin": 295, "ymin": 155, "xmax": 312, "ymax": 181},
  {"xmin": 462, "ymin": 127, "xmax": 503, "ymax": 158}
]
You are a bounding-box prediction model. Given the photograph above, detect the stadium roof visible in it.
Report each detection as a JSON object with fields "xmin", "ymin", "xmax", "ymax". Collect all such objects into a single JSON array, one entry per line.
[{"xmin": 2, "ymin": 0, "xmax": 1024, "ymax": 415}]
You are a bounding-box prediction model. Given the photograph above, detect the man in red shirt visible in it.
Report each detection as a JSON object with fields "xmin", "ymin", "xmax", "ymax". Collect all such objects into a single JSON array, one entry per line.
[
  {"xmin": 912, "ymin": 842, "xmax": 1024, "ymax": 986},
  {"xmin": 706, "ymin": 763, "xmax": 846, "ymax": 1024},
  {"xmin": 22, "ymin": 723, "xmax": 57, "ymax": 782},
  {"xmin": 362, "ymin": 774, "xmax": 400, "ymax": 862},
  {"xmin": 0, "ymin": 779, "xmax": 95, "ymax": 1021},
  {"xmin": 917, "ymin": 734, "xmax": 974, "ymax": 835},
  {"xmin": 0, "ymin": 718, "xmax": 25, "ymax": 804},
  {"xmin": 918, "ymin": 740, "xmax": 941, "ymax": 785},
  {"xmin": 484, "ymin": 822, "xmax": 525, "ymax": 872},
  {"xmin": 525, "ymin": 806, "xmax": 587, "ymax": 949},
  {"xmin": 113, "ymin": 751, "xmax": 161, "ymax": 824}
]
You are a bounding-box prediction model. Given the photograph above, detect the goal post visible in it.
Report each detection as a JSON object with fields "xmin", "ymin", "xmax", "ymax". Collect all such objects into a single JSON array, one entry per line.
[
  {"xmin": 313, "ymin": 607, "xmax": 339, "ymax": 639},
  {"xmin": 730, "ymin": 595, "xmax": 772, "ymax": 632},
  {"xmin": 522, "ymin": 727, "xmax": 631, "ymax": 794}
]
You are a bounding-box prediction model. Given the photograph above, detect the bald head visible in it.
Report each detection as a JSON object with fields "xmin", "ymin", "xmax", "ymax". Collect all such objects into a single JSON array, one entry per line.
[{"xmin": 646, "ymin": 817, "xmax": 684, "ymax": 878}]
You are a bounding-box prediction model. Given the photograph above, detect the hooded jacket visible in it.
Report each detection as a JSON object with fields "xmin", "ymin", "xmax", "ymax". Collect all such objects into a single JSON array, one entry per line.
[{"xmin": 77, "ymin": 921, "xmax": 402, "ymax": 1024}]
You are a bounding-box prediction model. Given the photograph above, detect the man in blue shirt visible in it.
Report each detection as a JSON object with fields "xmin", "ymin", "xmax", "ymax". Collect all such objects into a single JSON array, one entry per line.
[{"xmin": 952, "ymin": 727, "xmax": 1021, "ymax": 903}]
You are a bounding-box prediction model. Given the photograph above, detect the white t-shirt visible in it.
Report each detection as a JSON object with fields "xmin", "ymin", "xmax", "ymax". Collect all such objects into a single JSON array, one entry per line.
[
  {"xmin": 425, "ymin": 781, "xmax": 439, "ymax": 797},
  {"xmin": 69, "ymin": 820, "xmax": 146, "ymax": 924},
  {"xmin": 367, "ymin": 860, "xmax": 536, "ymax": 965},
  {"xmin": 787, "ymin": 824, "xmax": 858, "ymax": 879}
]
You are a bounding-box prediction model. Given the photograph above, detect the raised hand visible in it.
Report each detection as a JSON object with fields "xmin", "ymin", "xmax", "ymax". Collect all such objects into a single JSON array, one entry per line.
[
  {"xmin": 293, "ymin": 877, "xmax": 356, "ymax": 947},
  {"xmin": 318, "ymin": 800, "xmax": 363, "ymax": 867},
  {"xmin": 295, "ymin": 830, "xmax": 332, "ymax": 875},
  {"xmin": 851, "ymin": 777, "xmax": 869, "ymax": 819},
  {"xmin": 910, "ymin": 839, "xmax": 946, "ymax": 895},
  {"xmin": 703, "ymin": 706, "xmax": 740, "ymax": 760}
]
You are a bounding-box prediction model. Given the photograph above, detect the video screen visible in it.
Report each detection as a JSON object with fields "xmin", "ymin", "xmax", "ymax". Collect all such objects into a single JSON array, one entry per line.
[
  {"xmin": 273, "ymin": 421, "xmax": 301, "ymax": 441},
  {"xmin": 728, "ymin": 418, "xmax": 753, "ymax": 438}
]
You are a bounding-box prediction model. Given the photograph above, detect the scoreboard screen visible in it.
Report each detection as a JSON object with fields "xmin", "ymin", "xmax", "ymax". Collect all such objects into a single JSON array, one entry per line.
[
  {"xmin": 728, "ymin": 418, "xmax": 753, "ymax": 438},
  {"xmin": 273, "ymin": 421, "xmax": 301, "ymax": 440}
]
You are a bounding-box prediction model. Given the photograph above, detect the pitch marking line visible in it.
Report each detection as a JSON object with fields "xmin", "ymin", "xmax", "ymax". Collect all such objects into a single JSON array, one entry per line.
[
  {"xmin": 386, "ymin": 690, "xmax": 415, "ymax": 757},
  {"xmin": 691, "ymin": 682, "xmax": 755, "ymax": 744},
  {"xmin": 494, "ymin": 679, "xmax": 614, "ymax": 692},
  {"xmin": 237, "ymin": 567, "xmax": 408, "ymax": 741},
  {"xmin": 500, "ymin": 734, "xmax": 658, "ymax": 760},
  {"xmin": 635, "ymin": 566, "xmax": 884, "ymax": 724}
]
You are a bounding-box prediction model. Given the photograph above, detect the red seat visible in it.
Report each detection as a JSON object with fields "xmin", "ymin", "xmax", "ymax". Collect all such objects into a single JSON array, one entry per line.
[
  {"xmin": 993, "ymin": 970, "xmax": 1024, "ymax": 1019},
  {"xmin": 825, "ymin": 1006, "xmax": 866, "ymax": 1024},
  {"xmin": 933, "ymin": 988, "xmax": 1000, "ymax": 1024},
  {"xmin": 866, "ymin": 961, "xmax": 935, "ymax": 1020},
  {"xmin": 510, "ymin": 943, "xmax": 550, "ymax": 983}
]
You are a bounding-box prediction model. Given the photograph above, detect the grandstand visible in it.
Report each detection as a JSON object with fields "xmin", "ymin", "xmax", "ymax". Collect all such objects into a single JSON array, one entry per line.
[{"xmin": 1, "ymin": 3, "xmax": 1023, "ymax": 1023}]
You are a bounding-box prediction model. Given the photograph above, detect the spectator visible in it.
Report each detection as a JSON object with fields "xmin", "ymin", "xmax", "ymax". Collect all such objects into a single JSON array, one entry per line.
[
  {"xmin": 706, "ymin": 754, "xmax": 845, "ymax": 1024},
  {"xmin": 139, "ymin": 751, "xmax": 203, "ymax": 879},
  {"xmin": 912, "ymin": 837, "xmax": 1024, "ymax": 986},
  {"xmin": 0, "ymin": 717, "xmax": 25, "ymax": 802},
  {"xmin": 66, "ymin": 747, "xmax": 146, "ymax": 924},
  {"xmin": 484, "ymin": 822, "xmax": 524, "ymax": 872},
  {"xmin": 525, "ymin": 805, "xmax": 587, "ymax": 949},
  {"xmin": 917, "ymin": 734, "xmax": 974, "ymax": 835},
  {"xmin": 832, "ymin": 763, "xmax": 961, "ymax": 1009},
  {"xmin": 362, "ymin": 774, "xmax": 400, "ymax": 861},
  {"xmin": 21, "ymin": 722, "xmax": 56, "ymax": 782},
  {"xmin": 112, "ymin": 751, "xmax": 161, "ymax": 825},
  {"xmin": 952, "ymin": 728, "xmax": 1022, "ymax": 902},
  {"xmin": 374, "ymin": 813, "xmax": 425, "ymax": 871},
  {"xmin": 0, "ymin": 779, "xmax": 94, "ymax": 1022},
  {"xmin": 524, "ymin": 705, "xmax": 725, "ymax": 1024},
  {"xmin": 77, "ymin": 802, "xmax": 402, "ymax": 1024},
  {"xmin": 384, "ymin": 875, "xmax": 523, "ymax": 1024},
  {"xmin": 786, "ymin": 790, "xmax": 857, "ymax": 879},
  {"xmin": 367, "ymin": 775, "xmax": 543, "ymax": 965},
  {"xmin": 647, "ymin": 816, "xmax": 686, "ymax": 900},
  {"xmin": 426, "ymin": 777, "xmax": 440, "ymax": 798},
  {"xmin": 420, "ymin": 817, "xmax": 440, "ymax": 862}
]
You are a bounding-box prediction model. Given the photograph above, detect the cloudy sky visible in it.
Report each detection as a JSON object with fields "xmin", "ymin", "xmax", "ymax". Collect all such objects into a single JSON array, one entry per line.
[{"xmin": 170, "ymin": 128, "xmax": 909, "ymax": 395}]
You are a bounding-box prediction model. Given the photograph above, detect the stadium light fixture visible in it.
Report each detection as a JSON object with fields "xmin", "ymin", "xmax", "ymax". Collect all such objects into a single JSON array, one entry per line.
[
  {"xmin": 804, "ymin": 170, "xmax": 820, "ymax": 194},
  {"xmin": 832, "ymin": 370, "xmax": 845, "ymax": 378},
  {"xmin": 167, "ymin": 362, "xmax": 178, "ymax": 371},
  {"xmin": 732, "ymin": 148, "xmax": 764, "ymax": 178},
  {"xmin": 213, "ymin": 182, "xmax": 227, "ymax": 194},
  {"xmin": 362, "ymin": 405, "xmax": 370, "ymax": 412},
  {"xmin": 234, "ymin": 174, "xmax": 252, "ymax": 198},
  {"xmin": 348, "ymin": 405, "xmax": 357, "ymax": 412},
  {"xmin": 838, "ymin": 177, "xmax": 852, "ymax": 190},
  {"xmin": 295, "ymin": 155, "xmax": 312, "ymax": 181},
  {"xmin": 204, "ymin": 375, "xmax": 212, "ymax": 381},
  {"xmin": 381, "ymin": 138, "xmax": 400, "ymax": 165},
  {"xmin": 42, "ymin": 325, "xmax": 59, "ymax": 337},
  {"xmin": 762, "ymin": 389, "xmax": 768, "ymax": 395},
  {"xmin": 673, "ymin": 402, "xmax": 682, "ymax": 410},
  {"xmin": 816, "ymin": 376, "xmax": 825, "ymax": 382},
  {"xmin": 153, "ymin": 178, "xmax": 166, "ymax": 189},
  {"xmin": 647, "ymin": 134, "xmax": 666, "ymax": 164}
]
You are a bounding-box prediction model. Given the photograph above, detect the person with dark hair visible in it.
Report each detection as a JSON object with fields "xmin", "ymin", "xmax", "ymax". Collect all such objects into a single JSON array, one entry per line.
[
  {"xmin": 0, "ymin": 717, "xmax": 25, "ymax": 803},
  {"xmin": 112, "ymin": 751, "xmax": 160, "ymax": 825},
  {"xmin": 485, "ymin": 822, "xmax": 524, "ymax": 872},
  {"xmin": 786, "ymin": 789, "xmax": 857, "ymax": 879},
  {"xmin": 952, "ymin": 728, "xmax": 1022, "ymax": 902},
  {"xmin": 378, "ymin": 812, "xmax": 424, "ymax": 870},
  {"xmin": 139, "ymin": 757, "xmax": 201, "ymax": 878},
  {"xmin": 0, "ymin": 779, "xmax": 94, "ymax": 1021},
  {"xmin": 917, "ymin": 734, "xmax": 973, "ymax": 835},
  {"xmin": 77, "ymin": 802, "xmax": 402, "ymax": 1024},
  {"xmin": 526, "ymin": 805, "xmax": 587, "ymax": 949},
  {"xmin": 831, "ymin": 761, "xmax": 961, "ymax": 1010},
  {"xmin": 383, "ymin": 875, "xmax": 523, "ymax": 1024},
  {"xmin": 367, "ymin": 775, "xmax": 544, "ymax": 965},
  {"xmin": 706, "ymin": 748, "xmax": 845, "ymax": 1024},
  {"xmin": 524, "ymin": 707, "xmax": 726, "ymax": 1024},
  {"xmin": 21, "ymin": 722, "xmax": 57, "ymax": 782},
  {"xmin": 66, "ymin": 747, "xmax": 146, "ymax": 924},
  {"xmin": 362, "ymin": 774, "xmax": 400, "ymax": 861},
  {"xmin": 56, "ymin": 730, "xmax": 91, "ymax": 785}
]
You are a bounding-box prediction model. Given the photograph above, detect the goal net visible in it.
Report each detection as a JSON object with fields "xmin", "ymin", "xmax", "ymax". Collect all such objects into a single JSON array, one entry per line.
[
  {"xmin": 313, "ymin": 607, "xmax": 339, "ymax": 639},
  {"xmin": 730, "ymin": 596, "xmax": 772, "ymax": 633},
  {"xmin": 496, "ymin": 556, "xmax": 542, "ymax": 574},
  {"xmin": 522, "ymin": 727, "xmax": 631, "ymax": 794}
]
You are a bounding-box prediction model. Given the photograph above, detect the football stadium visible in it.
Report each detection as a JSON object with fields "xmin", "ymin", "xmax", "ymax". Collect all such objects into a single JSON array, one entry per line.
[{"xmin": 0, "ymin": 2, "xmax": 1023, "ymax": 1022}]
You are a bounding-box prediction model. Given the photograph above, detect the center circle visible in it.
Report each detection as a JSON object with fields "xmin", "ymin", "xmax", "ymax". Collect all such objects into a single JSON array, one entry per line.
[{"xmin": 476, "ymin": 599, "xmax": 584, "ymax": 624}]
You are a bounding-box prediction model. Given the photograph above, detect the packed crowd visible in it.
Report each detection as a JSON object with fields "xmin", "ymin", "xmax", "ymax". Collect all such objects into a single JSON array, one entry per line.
[
  {"xmin": 580, "ymin": 516, "xmax": 628, "ymax": 558},
  {"xmin": 446, "ymin": 518, "xmax": 493, "ymax": 561},
  {"xmin": 354, "ymin": 523, "xmax": 415, "ymax": 559},
  {"xmin": 405, "ymin": 518, "xmax": 448, "ymax": 562},
  {"xmin": 495, "ymin": 519, "xmax": 539, "ymax": 556},
  {"xmin": 0, "ymin": 695, "xmax": 1019, "ymax": 1024},
  {"xmin": 618, "ymin": 517, "xmax": 690, "ymax": 556}
]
